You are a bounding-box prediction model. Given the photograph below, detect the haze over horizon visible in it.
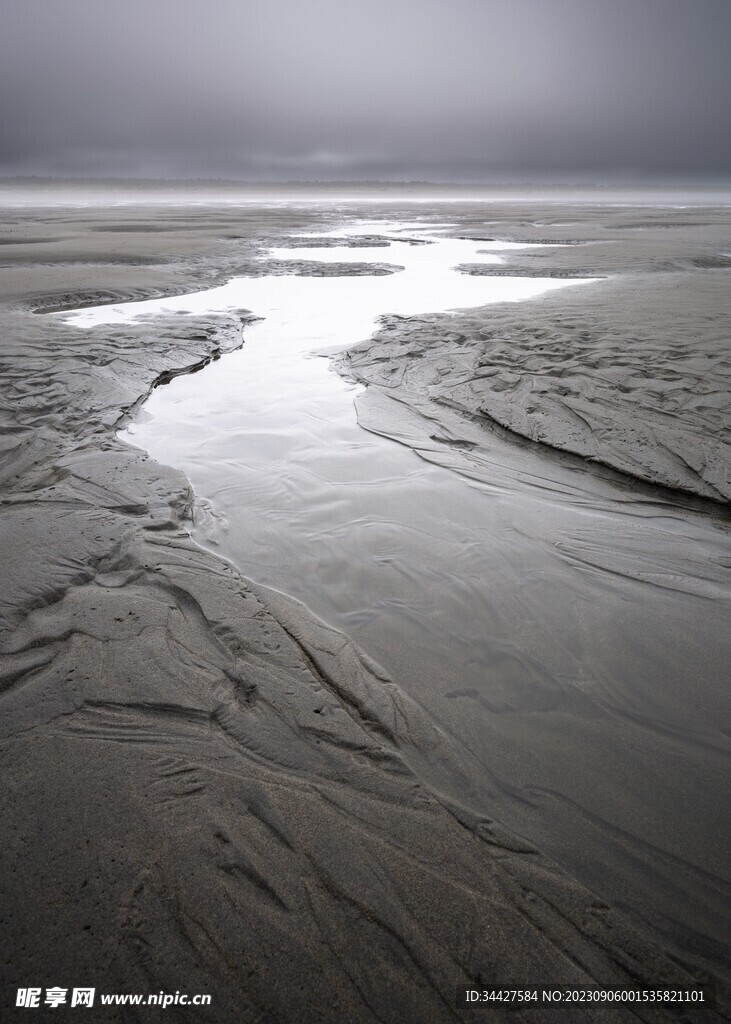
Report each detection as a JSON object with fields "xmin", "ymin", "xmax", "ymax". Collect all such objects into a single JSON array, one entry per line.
[{"xmin": 2, "ymin": 0, "xmax": 730, "ymax": 184}]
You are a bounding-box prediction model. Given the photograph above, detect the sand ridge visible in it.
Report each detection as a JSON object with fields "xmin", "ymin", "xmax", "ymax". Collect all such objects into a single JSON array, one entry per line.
[{"xmin": 338, "ymin": 205, "xmax": 731, "ymax": 503}]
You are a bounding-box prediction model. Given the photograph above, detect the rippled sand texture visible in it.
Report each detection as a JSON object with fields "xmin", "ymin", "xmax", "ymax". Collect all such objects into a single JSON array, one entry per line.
[
  {"xmin": 0, "ymin": 187, "xmax": 729, "ymax": 1023},
  {"xmin": 94, "ymin": 213, "xmax": 730, "ymax": 997},
  {"xmin": 340, "ymin": 207, "xmax": 731, "ymax": 502}
]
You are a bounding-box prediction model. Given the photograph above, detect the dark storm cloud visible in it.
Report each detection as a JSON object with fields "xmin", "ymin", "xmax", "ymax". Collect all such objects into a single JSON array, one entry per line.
[{"xmin": 1, "ymin": 0, "xmax": 730, "ymax": 181}]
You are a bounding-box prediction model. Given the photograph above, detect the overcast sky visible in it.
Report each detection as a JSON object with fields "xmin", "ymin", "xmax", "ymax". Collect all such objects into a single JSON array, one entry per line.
[{"xmin": 2, "ymin": 0, "xmax": 730, "ymax": 182}]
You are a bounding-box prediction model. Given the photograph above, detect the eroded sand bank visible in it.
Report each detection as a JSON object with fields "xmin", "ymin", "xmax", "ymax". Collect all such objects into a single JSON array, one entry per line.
[{"xmin": 0, "ymin": 188, "xmax": 729, "ymax": 1022}]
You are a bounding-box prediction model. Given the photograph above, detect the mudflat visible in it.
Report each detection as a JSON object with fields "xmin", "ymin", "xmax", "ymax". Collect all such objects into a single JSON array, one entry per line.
[{"xmin": 0, "ymin": 184, "xmax": 729, "ymax": 1022}]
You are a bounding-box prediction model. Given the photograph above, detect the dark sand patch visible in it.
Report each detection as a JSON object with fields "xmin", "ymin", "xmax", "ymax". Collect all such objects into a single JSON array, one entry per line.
[
  {"xmin": 282, "ymin": 234, "xmax": 431, "ymax": 248},
  {"xmin": 236, "ymin": 259, "xmax": 403, "ymax": 277}
]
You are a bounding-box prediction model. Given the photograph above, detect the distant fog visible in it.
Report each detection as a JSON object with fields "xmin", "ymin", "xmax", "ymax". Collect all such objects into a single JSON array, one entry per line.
[{"xmin": 2, "ymin": 0, "xmax": 730, "ymax": 182}]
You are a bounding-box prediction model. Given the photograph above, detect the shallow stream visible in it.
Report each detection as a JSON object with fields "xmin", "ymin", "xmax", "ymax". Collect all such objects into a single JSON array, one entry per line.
[{"xmin": 63, "ymin": 216, "xmax": 731, "ymax": 975}]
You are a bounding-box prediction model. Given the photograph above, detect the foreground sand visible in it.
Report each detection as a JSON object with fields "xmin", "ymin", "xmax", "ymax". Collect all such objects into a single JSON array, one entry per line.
[{"xmin": 0, "ymin": 186, "xmax": 729, "ymax": 1022}]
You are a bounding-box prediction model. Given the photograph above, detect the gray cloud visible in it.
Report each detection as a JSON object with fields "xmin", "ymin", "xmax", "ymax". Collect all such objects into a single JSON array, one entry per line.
[{"xmin": 1, "ymin": 0, "xmax": 730, "ymax": 181}]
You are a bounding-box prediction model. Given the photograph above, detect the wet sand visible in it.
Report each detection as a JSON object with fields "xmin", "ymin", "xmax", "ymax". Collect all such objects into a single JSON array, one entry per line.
[{"xmin": 0, "ymin": 185, "xmax": 729, "ymax": 1022}]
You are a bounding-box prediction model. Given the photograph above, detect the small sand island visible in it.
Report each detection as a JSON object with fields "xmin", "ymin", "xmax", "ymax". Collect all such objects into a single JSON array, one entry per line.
[{"xmin": 0, "ymin": 181, "xmax": 729, "ymax": 1021}]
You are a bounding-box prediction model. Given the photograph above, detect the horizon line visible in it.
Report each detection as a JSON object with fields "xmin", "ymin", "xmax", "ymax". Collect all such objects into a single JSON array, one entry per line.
[{"xmin": 1, "ymin": 175, "xmax": 731, "ymax": 190}]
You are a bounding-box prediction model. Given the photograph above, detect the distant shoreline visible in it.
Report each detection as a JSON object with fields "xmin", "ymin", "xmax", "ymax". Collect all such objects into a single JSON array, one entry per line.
[{"xmin": 2, "ymin": 179, "xmax": 730, "ymax": 210}]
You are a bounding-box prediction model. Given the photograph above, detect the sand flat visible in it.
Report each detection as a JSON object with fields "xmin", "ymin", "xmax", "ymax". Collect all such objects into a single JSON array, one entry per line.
[{"xmin": 0, "ymin": 185, "xmax": 729, "ymax": 1022}]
